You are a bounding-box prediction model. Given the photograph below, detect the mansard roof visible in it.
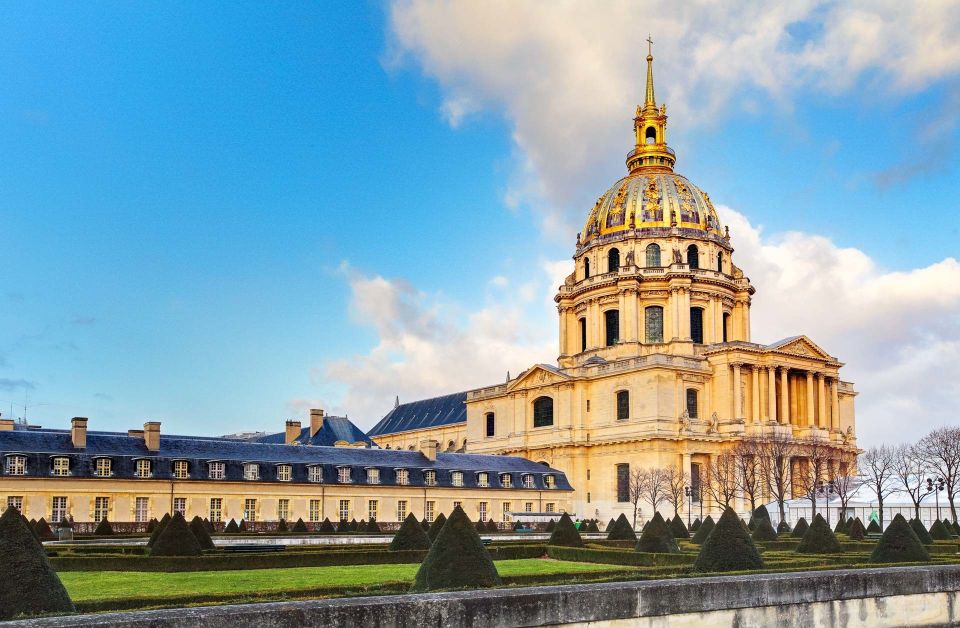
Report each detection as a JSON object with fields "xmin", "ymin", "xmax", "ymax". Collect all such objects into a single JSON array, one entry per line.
[
  {"xmin": 253, "ymin": 415, "xmax": 374, "ymax": 447},
  {"xmin": 367, "ymin": 391, "xmax": 467, "ymax": 437}
]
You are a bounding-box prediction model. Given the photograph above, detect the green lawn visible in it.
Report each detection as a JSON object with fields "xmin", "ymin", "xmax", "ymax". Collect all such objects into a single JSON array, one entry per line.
[{"xmin": 59, "ymin": 559, "xmax": 630, "ymax": 604}]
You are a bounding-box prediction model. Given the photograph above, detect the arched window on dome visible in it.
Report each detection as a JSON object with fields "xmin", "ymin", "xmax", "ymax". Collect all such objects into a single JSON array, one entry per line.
[
  {"xmin": 687, "ymin": 244, "xmax": 699, "ymax": 269},
  {"xmin": 717, "ymin": 252, "xmax": 723, "ymax": 273},
  {"xmin": 723, "ymin": 312, "xmax": 730, "ymax": 343},
  {"xmin": 584, "ymin": 257, "xmax": 591, "ymax": 279},
  {"xmin": 645, "ymin": 126, "xmax": 656, "ymax": 145},
  {"xmin": 533, "ymin": 396, "xmax": 554, "ymax": 428},
  {"xmin": 605, "ymin": 309, "xmax": 620, "ymax": 346},
  {"xmin": 608, "ymin": 248, "xmax": 620, "ymax": 273},
  {"xmin": 645, "ymin": 306, "xmax": 664, "ymax": 343},
  {"xmin": 645, "ymin": 243, "xmax": 661, "ymax": 268}
]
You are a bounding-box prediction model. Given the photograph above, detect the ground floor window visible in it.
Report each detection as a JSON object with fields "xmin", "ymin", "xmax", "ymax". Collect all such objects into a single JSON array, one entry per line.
[
  {"xmin": 368, "ymin": 500, "xmax": 378, "ymax": 522},
  {"xmin": 309, "ymin": 499, "xmax": 321, "ymax": 522},
  {"xmin": 545, "ymin": 503, "xmax": 555, "ymax": 513},
  {"xmin": 135, "ymin": 497, "xmax": 149, "ymax": 522},
  {"xmin": 479, "ymin": 501, "xmax": 488, "ymax": 522},
  {"xmin": 397, "ymin": 500, "xmax": 407, "ymax": 522},
  {"xmin": 277, "ymin": 499, "xmax": 290, "ymax": 521},
  {"xmin": 425, "ymin": 501, "xmax": 435, "ymax": 522},
  {"xmin": 209, "ymin": 498, "xmax": 222, "ymax": 522},
  {"xmin": 338, "ymin": 499, "xmax": 350, "ymax": 522},
  {"xmin": 616, "ymin": 463, "xmax": 630, "ymax": 502},
  {"xmin": 453, "ymin": 500, "xmax": 462, "ymax": 511},
  {"xmin": 7, "ymin": 496, "xmax": 23, "ymax": 512},
  {"xmin": 244, "ymin": 498, "xmax": 257, "ymax": 522},
  {"xmin": 173, "ymin": 497, "xmax": 186, "ymax": 516},
  {"xmin": 94, "ymin": 496, "xmax": 109, "ymax": 522},
  {"xmin": 502, "ymin": 502, "xmax": 511, "ymax": 521},
  {"xmin": 525, "ymin": 502, "xmax": 532, "ymax": 512},
  {"xmin": 51, "ymin": 496, "xmax": 67, "ymax": 523}
]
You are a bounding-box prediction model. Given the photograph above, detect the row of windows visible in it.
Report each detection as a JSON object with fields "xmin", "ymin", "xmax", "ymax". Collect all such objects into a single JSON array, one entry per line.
[
  {"xmin": 527, "ymin": 389, "xmax": 699, "ymax": 425},
  {"xmin": 583, "ymin": 245, "xmax": 724, "ymax": 278},
  {"xmin": 614, "ymin": 463, "xmax": 703, "ymax": 503},
  {"xmin": 578, "ymin": 305, "xmax": 730, "ymax": 350}
]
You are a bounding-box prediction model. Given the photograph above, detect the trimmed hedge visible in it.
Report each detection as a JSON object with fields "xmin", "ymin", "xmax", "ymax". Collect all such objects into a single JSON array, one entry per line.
[
  {"xmin": 870, "ymin": 513, "xmax": 930, "ymax": 563},
  {"xmin": 953, "ymin": 520, "xmax": 960, "ymax": 536},
  {"xmin": 848, "ymin": 517, "xmax": 866, "ymax": 541},
  {"xmin": 796, "ymin": 514, "xmax": 842, "ymax": 554},
  {"xmin": 751, "ymin": 516, "xmax": 778, "ymax": 542},
  {"xmin": 146, "ymin": 518, "xmax": 157, "ymax": 533},
  {"xmin": 867, "ymin": 519, "xmax": 882, "ymax": 534},
  {"xmin": 238, "ymin": 519, "xmax": 248, "ymax": 532},
  {"xmin": 545, "ymin": 519, "xmax": 556, "ymax": 532},
  {"xmin": 606, "ymin": 518, "xmax": 616, "ymax": 532},
  {"xmin": 94, "ymin": 517, "xmax": 114, "ymax": 536},
  {"xmin": 607, "ymin": 513, "xmax": 637, "ymax": 542},
  {"xmin": 150, "ymin": 513, "xmax": 201, "ymax": 557},
  {"xmin": 148, "ymin": 513, "xmax": 172, "ymax": 547},
  {"xmin": 690, "ymin": 517, "xmax": 702, "ymax": 532},
  {"xmin": 366, "ymin": 519, "xmax": 381, "ymax": 534},
  {"xmin": 669, "ymin": 515, "xmax": 689, "ymax": 539},
  {"xmin": 791, "ymin": 517, "xmax": 809, "ymax": 538},
  {"xmin": 929, "ymin": 518, "xmax": 953, "ymax": 541},
  {"xmin": 485, "ymin": 519, "xmax": 499, "ymax": 533},
  {"xmin": 691, "ymin": 515, "xmax": 715, "ymax": 545},
  {"xmin": 224, "ymin": 518, "xmax": 240, "ymax": 534},
  {"xmin": 748, "ymin": 505, "xmax": 771, "ymax": 531},
  {"xmin": 635, "ymin": 512, "xmax": 679, "ymax": 554},
  {"xmin": 318, "ymin": 518, "xmax": 336, "ymax": 534},
  {"xmin": 337, "ymin": 519, "xmax": 352, "ymax": 534},
  {"xmin": 427, "ymin": 513, "xmax": 447, "ymax": 542},
  {"xmin": 390, "ymin": 513, "xmax": 432, "ymax": 551},
  {"xmin": 693, "ymin": 507, "xmax": 764, "ymax": 573},
  {"xmin": 410, "ymin": 505, "xmax": 501, "ymax": 592},
  {"xmin": 910, "ymin": 518, "xmax": 934, "ymax": 545},
  {"xmin": 277, "ymin": 519, "xmax": 289, "ymax": 533},
  {"xmin": 189, "ymin": 515, "xmax": 216, "ymax": 551},
  {"xmin": 292, "ymin": 518, "xmax": 308, "ymax": 533},
  {"xmin": 777, "ymin": 520, "xmax": 792, "ymax": 534},
  {"xmin": 548, "ymin": 512, "xmax": 584, "ymax": 548},
  {"xmin": 547, "ymin": 545, "xmax": 692, "ymax": 567},
  {"xmin": 0, "ymin": 507, "xmax": 75, "ymax": 620},
  {"xmin": 35, "ymin": 517, "xmax": 55, "ymax": 540}
]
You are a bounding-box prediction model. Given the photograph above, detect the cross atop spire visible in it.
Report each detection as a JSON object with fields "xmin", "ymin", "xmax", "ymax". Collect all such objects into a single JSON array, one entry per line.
[
  {"xmin": 647, "ymin": 34, "xmax": 653, "ymax": 56},
  {"xmin": 644, "ymin": 36, "xmax": 656, "ymax": 109}
]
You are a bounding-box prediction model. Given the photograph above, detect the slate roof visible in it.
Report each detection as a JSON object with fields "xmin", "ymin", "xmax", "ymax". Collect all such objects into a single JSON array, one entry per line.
[
  {"xmin": 0, "ymin": 427, "xmax": 571, "ymax": 491},
  {"xmin": 252, "ymin": 415, "xmax": 374, "ymax": 447},
  {"xmin": 367, "ymin": 392, "xmax": 467, "ymax": 437}
]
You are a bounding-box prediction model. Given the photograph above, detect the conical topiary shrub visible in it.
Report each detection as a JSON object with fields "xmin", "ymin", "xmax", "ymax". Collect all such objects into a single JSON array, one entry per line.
[
  {"xmin": 692, "ymin": 507, "xmax": 764, "ymax": 573},
  {"xmin": 587, "ymin": 519, "xmax": 600, "ymax": 533},
  {"xmin": 748, "ymin": 505, "xmax": 771, "ymax": 532},
  {"xmin": 791, "ymin": 517, "xmax": 809, "ymax": 538},
  {"xmin": 368, "ymin": 519, "xmax": 382, "ymax": 533},
  {"xmin": 427, "ymin": 513, "xmax": 447, "ymax": 542},
  {"xmin": 292, "ymin": 518, "xmax": 308, "ymax": 533},
  {"xmin": 189, "ymin": 515, "xmax": 215, "ymax": 550},
  {"xmin": 34, "ymin": 517, "xmax": 55, "ymax": 541},
  {"xmin": 238, "ymin": 519, "xmax": 247, "ymax": 532},
  {"xmin": 350, "ymin": 518, "xmax": 359, "ymax": 532},
  {"xmin": 390, "ymin": 513, "xmax": 432, "ymax": 551},
  {"xmin": 548, "ymin": 512, "xmax": 584, "ymax": 548},
  {"xmin": 94, "ymin": 517, "xmax": 114, "ymax": 535},
  {"xmin": 777, "ymin": 520, "xmax": 792, "ymax": 534},
  {"xmin": 148, "ymin": 513, "xmax": 172, "ymax": 546},
  {"xmin": 606, "ymin": 518, "xmax": 617, "ymax": 532},
  {"xmin": 796, "ymin": 514, "xmax": 843, "ymax": 554},
  {"xmin": 318, "ymin": 518, "xmax": 336, "ymax": 534},
  {"xmin": 607, "ymin": 513, "xmax": 637, "ymax": 541},
  {"xmin": 691, "ymin": 515, "xmax": 715, "ymax": 544},
  {"xmin": 224, "ymin": 518, "xmax": 240, "ymax": 534},
  {"xmin": 929, "ymin": 518, "xmax": 952, "ymax": 541},
  {"xmin": 867, "ymin": 519, "xmax": 882, "ymax": 534},
  {"xmin": 952, "ymin": 520, "xmax": 960, "ymax": 536},
  {"xmin": 150, "ymin": 512, "xmax": 201, "ymax": 557},
  {"xmin": 848, "ymin": 517, "xmax": 866, "ymax": 541},
  {"xmin": 910, "ymin": 518, "xmax": 934, "ymax": 545},
  {"xmin": 475, "ymin": 520, "xmax": 487, "ymax": 533},
  {"xmin": 870, "ymin": 513, "xmax": 930, "ymax": 563},
  {"xmin": 0, "ymin": 507, "xmax": 75, "ymax": 619},
  {"xmin": 146, "ymin": 518, "xmax": 157, "ymax": 533},
  {"xmin": 545, "ymin": 519, "xmax": 556, "ymax": 532},
  {"xmin": 690, "ymin": 517, "xmax": 702, "ymax": 532},
  {"xmin": 337, "ymin": 519, "xmax": 351, "ymax": 534},
  {"xmin": 277, "ymin": 519, "xmax": 288, "ymax": 533},
  {"xmin": 421, "ymin": 518, "xmax": 430, "ymax": 531},
  {"xmin": 751, "ymin": 516, "xmax": 778, "ymax": 542},
  {"xmin": 635, "ymin": 512, "xmax": 680, "ymax": 553},
  {"xmin": 410, "ymin": 506, "xmax": 501, "ymax": 592},
  {"xmin": 669, "ymin": 514, "xmax": 690, "ymax": 539},
  {"xmin": 485, "ymin": 519, "xmax": 498, "ymax": 533},
  {"xmin": 204, "ymin": 518, "xmax": 214, "ymax": 533},
  {"xmin": 357, "ymin": 520, "xmax": 368, "ymax": 533}
]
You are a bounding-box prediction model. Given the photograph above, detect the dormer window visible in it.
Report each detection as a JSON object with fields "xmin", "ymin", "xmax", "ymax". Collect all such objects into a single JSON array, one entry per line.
[
  {"xmin": 308, "ymin": 465, "xmax": 323, "ymax": 483},
  {"xmin": 135, "ymin": 459, "xmax": 152, "ymax": 478},
  {"xmin": 424, "ymin": 470, "xmax": 437, "ymax": 486},
  {"xmin": 396, "ymin": 469, "xmax": 409, "ymax": 485},
  {"xmin": 337, "ymin": 466, "xmax": 352, "ymax": 484},
  {"xmin": 51, "ymin": 456, "xmax": 70, "ymax": 477},
  {"xmin": 452, "ymin": 471, "xmax": 463, "ymax": 487},
  {"xmin": 276, "ymin": 464, "xmax": 292, "ymax": 482},
  {"xmin": 208, "ymin": 461, "xmax": 225, "ymax": 480},
  {"xmin": 94, "ymin": 457, "xmax": 112, "ymax": 478},
  {"xmin": 367, "ymin": 468, "xmax": 380, "ymax": 484},
  {"xmin": 243, "ymin": 463, "xmax": 260, "ymax": 481},
  {"xmin": 521, "ymin": 473, "xmax": 535, "ymax": 489},
  {"xmin": 500, "ymin": 473, "xmax": 512, "ymax": 488},
  {"xmin": 544, "ymin": 474, "xmax": 556, "ymax": 489},
  {"xmin": 477, "ymin": 472, "xmax": 489, "ymax": 488},
  {"xmin": 5, "ymin": 455, "xmax": 26, "ymax": 476},
  {"xmin": 172, "ymin": 460, "xmax": 189, "ymax": 479}
]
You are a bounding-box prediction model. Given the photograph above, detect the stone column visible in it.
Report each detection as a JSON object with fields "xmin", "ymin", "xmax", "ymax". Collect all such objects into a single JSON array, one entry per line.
[
  {"xmin": 779, "ymin": 368, "xmax": 790, "ymax": 425},
  {"xmin": 767, "ymin": 366, "xmax": 777, "ymax": 422},
  {"xmin": 831, "ymin": 378, "xmax": 840, "ymax": 431},
  {"xmin": 678, "ymin": 288, "xmax": 691, "ymax": 340},
  {"xmin": 670, "ymin": 289, "xmax": 680, "ymax": 340},
  {"xmin": 589, "ymin": 299, "xmax": 600, "ymax": 349},
  {"xmin": 805, "ymin": 371, "xmax": 815, "ymax": 427},
  {"xmin": 732, "ymin": 363, "xmax": 743, "ymax": 420},
  {"xmin": 751, "ymin": 366, "xmax": 761, "ymax": 423},
  {"xmin": 558, "ymin": 307, "xmax": 568, "ymax": 356},
  {"xmin": 817, "ymin": 373, "xmax": 827, "ymax": 429}
]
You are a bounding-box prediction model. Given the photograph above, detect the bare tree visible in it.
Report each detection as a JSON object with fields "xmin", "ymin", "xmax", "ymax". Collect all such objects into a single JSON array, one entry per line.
[
  {"xmin": 794, "ymin": 436, "xmax": 834, "ymax": 520},
  {"xmin": 862, "ymin": 445, "xmax": 897, "ymax": 527},
  {"xmin": 917, "ymin": 427, "xmax": 960, "ymax": 523},
  {"xmin": 732, "ymin": 438, "xmax": 762, "ymax": 514},
  {"xmin": 756, "ymin": 431, "xmax": 796, "ymax": 524},
  {"xmin": 627, "ymin": 468, "xmax": 646, "ymax": 530},
  {"xmin": 893, "ymin": 443, "xmax": 933, "ymax": 520},
  {"xmin": 664, "ymin": 465, "xmax": 688, "ymax": 517},
  {"xmin": 830, "ymin": 450, "xmax": 859, "ymax": 524},
  {"xmin": 706, "ymin": 453, "xmax": 738, "ymax": 510},
  {"xmin": 628, "ymin": 467, "xmax": 667, "ymax": 529}
]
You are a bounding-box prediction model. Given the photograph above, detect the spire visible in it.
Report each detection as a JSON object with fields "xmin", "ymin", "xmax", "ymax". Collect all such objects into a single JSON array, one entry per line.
[{"xmin": 644, "ymin": 35, "xmax": 656, "ymax": 110}]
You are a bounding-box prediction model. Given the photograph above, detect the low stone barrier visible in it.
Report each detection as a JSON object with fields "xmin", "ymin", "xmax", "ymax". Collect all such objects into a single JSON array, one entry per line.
[{"xmin": 9, "ymin": 564, "xmax": 960, "ymax": 627}]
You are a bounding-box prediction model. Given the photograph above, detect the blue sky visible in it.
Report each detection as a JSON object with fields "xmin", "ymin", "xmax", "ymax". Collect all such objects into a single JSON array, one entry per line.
[{"xmin": 1, "ymin": 2, "xmax": 958, "ymax": 443}]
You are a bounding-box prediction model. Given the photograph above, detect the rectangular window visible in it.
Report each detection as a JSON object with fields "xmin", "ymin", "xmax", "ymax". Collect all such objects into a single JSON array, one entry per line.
[
  {"xmin": 502, "ymin": 502, "xmax": 511, "ymax": 521},
  {"xmin": 522, "ymin": 474, "xmax": 534, "ymax": 488},
  {"xmin": 94, "ymin": 458, "xmax": 112, "ymax": 477},
  {"xmin": 424, "ymin": 470, "xmax": 437, "ymax": 486},
  {"xmin": 479, "ymin": 501, "xmax": 488, "ymax": 522},
  {"xmin": 545, "ymin": 474, "xmax": 556, "ymax": 489},
  {"xmin": 545, "ymin": 503, "xmax": 555, "ymax": 513},
  {"xmin": 396, "ymin": 469, "xmax": 409, "ymax": 485},
  {"xmin": 686, "ymin": 388, "xmax": 699, "ymax": 419},
  {"xmin": 500, "ymin": 473, "xmax": 512, "ymax": 488},
  {"xmin": 173, "ymin": 497, "xmax": 186, "ymax": 515},
  {"xmin": 210, "ymin": 498, "xmax": 223, "ymax": 522},
  {"xmin": 7, "ymin": 496, "xmax": 23, "ymax": 512},
  {"xmin": 580, "ymin": 317, "xmax": 587, "ymax": 352},
  {"xmin": 397, "ymin": 500, "xmax": 407, "ymax": 522},
  {"xmin": 645, "ymin": 306, "xmax": 664, "ymax": 344},
  {"xmin": 366, "ymin": 468, "xmax": 380, "ymax": 484},
  {"xmin": 277, "ymin": 465, "xmax": 291, "ymax": 482},
  {"xmin": 477, "ymin": 472, "xmax": 489, "ymax": 487},
  {"xmin": 52, "ymin": 457, "xmax": 70, "ymax": 476},
  {"xmin": 616, "ymin": 390, "xmax": 630, "ymax": 420},
  {"xmin": 605, "ymin": 309, "xmax": 619, "ymax": 346},
  {"xmin": 51, "ymin": 496, "xmax": 67, "ymax": 522},
  {"xmin": 94, "ymin": 496, "xmax": 110, "ymax": 522},
  {"xmin": 525, "ymin": 502, "xmax": 533, "ymax": 512},
  {"xmin": 244, "ymin": 464, "xmax": 259, "ymax": 481},
  {"xmin": 173, "ymin": 460, "xmax": 189, "ymax": 479},
  {"xmin": 691, "ymin": 463, "xmax": 701, "ymax": 503},
  {"xmin": 425, "ymin": 501, "xmax": 435, "ymax": 522},
  {"xmin": 452, "ymin": 471, "xmax": 463, "ymax": 487},
  {"xmin": 690, "ymin": 307, "xmax": 704, "ymax": 344},
  {"xmin": 722, "ymin": 312, "xmax": 730, "ymax": 343},
  {"xmin": 135, "ymin": 497, "xmax": 149, "ymax": 523},
  {"xmin": 337, "ymin": 467, "xmax": 352, "ymax": 483},
  {"xmin": 309, "ymin": 499, "xmax": 321, "ymax": 523},
  {"xmin": 278, "ymin": 499, "xmax": 290, "ymax": 521},
  {"xmin": 616, "ymin": 463, "xmax": 630, "ymax": 503},
  {"xmin": 209, "ymin": 462, "xmax": 225, "ymax": 480},
  {"xmin": 338, "ymin": 499, "xmax": 350, "ymax": 521},
  {"xmin": 368, "ymin": 499, "xmax": 378, "ymax": 522},
  {"xmin": 244, "ymin": 499, "xmax": 257, "ymax": 522},
  {"xmin": 308, "ymin": 466, "xmax": 323, "ymax": 483},
  {"xmin": 5, "ymin": 455, "xmax": 26, "ymax": 475},
  {"xmin": 485, "ymin": 412, "xmax": 495, "ymax": 437},
  {"xmin": 135, "ymin": 459, "xmax": 151, "ymax": 478}
]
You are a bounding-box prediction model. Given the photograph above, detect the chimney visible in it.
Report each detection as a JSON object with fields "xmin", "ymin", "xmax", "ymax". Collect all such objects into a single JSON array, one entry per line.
[
  {"xmin": 310, "ymin": 408, "xmax": 324, "ymax": 437},
  {"xmin": 71, "ymin": 417, "xmax": 88, "ymax": 449},
  {"xmin": 420, "ymin": 439, "xmax": 439, "ymax": 462},
  {"xmin": 127, "ymin": 429, "xmax": 144, "ymax": 439},
  {"xmin": 285, "ymin": 420, "xmax": 301, "ymax": 444},
  {"xmin": 0, "ymin": 418, "xmax": 13, "ymax": 431},
  {"xmin": 143, "ymin": 421, "xmax": 161, "ymax": 452}
]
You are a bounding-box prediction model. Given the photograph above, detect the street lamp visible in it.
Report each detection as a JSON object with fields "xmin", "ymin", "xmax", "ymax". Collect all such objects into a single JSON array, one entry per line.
[
  {"xmin": 816, "ymin": 480, "xmax": 835, "ymax": 526},
  {"xmin": 684, "ymin": 486, "xmax": 692, "ymax": 528},
  {"xmin": 927, "ymin": 477, "xmax": 946, "ymax": 522}
]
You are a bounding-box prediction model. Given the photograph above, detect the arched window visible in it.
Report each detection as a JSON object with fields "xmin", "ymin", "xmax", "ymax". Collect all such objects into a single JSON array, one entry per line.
[
  {"xmin": 584, "ymin": 258, "xmax": 590, "ymax": 278},
  {"xmin": 645, "ymin": 306, "xmax": 664, "ymax": 343},
  {"xmin": 533, "ymin": 396, "xmax": 554, "ymax": 428},
  {"xmin": 485, "ymin": 412, "xmax": 495, "ymax": 437},
  {"xmin": 722, "ymin": 312, "xmax": 730, "ymax": 343},
  {"xmin": 687, "ymin": 244, "xmax": 699, "ymax": 269},
  {"xmin": 690, "ymin": 307, "xmax": 704, "ymax": 344},
  {"xmin": 686, "ymin": 388, "xmax": 699, "ymax": 418},
  {"xmin": 608, "ymin": 248, "xmax": 620, "ymax": 273},
  {"xmin": 645, "ymin": 126, "xmax": 656, "ymax": 144},
  {"xmin": 579, "ymin": 318, "xmax": 587, "ymax": 352},
  {"xmin": 604, "ymin": 309, "xmax": 619, "ymax": 346},
  {"xmin": 645, "ymin": 243, "xmax": 661, "ymax": 267},
  {"xmin": 616, "ymin": 390, "xmax": 629, "ymax": 420},
  {"xmin": 447, "ymin": 440, "xmax": 456, "ymax": 452},
  {"xmin": 717, "ymin": 252, "xmax": 723, "ymax": 272}
]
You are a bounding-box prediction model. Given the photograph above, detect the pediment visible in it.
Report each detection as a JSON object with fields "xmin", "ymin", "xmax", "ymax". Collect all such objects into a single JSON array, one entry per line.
[
  {"xmin": 767, "ymin": 336, "xmax": 834, "ymax": 360},
  {"xmin": 508, "ymin": 364, "xmax": 571, "ymax": 391}
]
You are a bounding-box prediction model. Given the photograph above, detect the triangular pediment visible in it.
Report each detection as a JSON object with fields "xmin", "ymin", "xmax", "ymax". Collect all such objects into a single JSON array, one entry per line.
[
  {"xmin": 766, "ymin": 335, "xmax": 834, "ymax": 360},
  {"xmin": 508, "ymin": 364, "xmax": 571, "ymax": 390}
]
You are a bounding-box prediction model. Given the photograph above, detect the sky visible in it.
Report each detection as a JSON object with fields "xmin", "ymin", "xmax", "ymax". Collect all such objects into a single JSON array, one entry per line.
[{"xmin": 0, "ymin": 1, "xmax": 958, "ymax": 446}]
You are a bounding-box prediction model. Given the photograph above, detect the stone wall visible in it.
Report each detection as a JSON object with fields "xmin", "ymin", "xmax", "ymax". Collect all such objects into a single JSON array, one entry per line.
[{"xmin": 10, "ymin": 564, "xmax": 960, "ymax": 627}]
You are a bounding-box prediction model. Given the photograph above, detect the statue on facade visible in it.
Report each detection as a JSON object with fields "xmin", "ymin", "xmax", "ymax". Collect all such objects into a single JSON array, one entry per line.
[
  {"xmin": 678, "ymin": 410, "xmax": 690, "ymax": 434},
  {"xmin": 842, "ymin": 426, "xmax": 854, "ymax": 444},
  {"xmin": 672, "ymin": 247, "xmax": 682, "ymax": 264},
  {"xmin": 625, "ymin": 249, "xmax": 635, "ymax": 267},
  {"xmin": 707, "ymin": 412, "xmax": 720, "ymax": 434}
]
